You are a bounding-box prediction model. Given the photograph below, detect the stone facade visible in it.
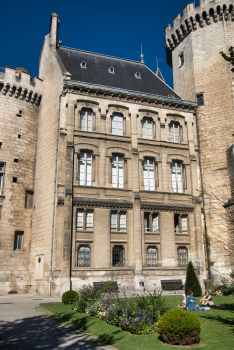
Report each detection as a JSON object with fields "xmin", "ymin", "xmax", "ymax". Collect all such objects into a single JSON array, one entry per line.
[
  {"xmin": 0, "ymin": 67, "xmax": 42, "ymax": 293},
  {"xmin": 165, "ymin": 0, "xmax": 234, "ymax": 281}
]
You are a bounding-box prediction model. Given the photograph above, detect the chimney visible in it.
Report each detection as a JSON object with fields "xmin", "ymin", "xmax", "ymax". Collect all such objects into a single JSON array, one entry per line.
[{"xmin": 49, "ymin": 13, "xmax": 60, "ymax": 47}]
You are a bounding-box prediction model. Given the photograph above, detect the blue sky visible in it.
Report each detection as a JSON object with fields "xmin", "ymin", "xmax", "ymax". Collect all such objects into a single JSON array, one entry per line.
[{"xmin": 0, "ymin": 0, "xmax": 197, "ymax": 88}]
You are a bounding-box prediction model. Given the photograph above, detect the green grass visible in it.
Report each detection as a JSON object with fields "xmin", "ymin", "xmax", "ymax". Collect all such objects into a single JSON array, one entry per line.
[{"xmin": 41, "ymin": 295, "xmax": 234, "ymax": 350}]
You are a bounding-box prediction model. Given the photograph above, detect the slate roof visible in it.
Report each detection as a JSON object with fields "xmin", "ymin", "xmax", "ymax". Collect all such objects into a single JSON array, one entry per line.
[{"xmin": 57, "ymin": 46, "xmax": 181, "ymax": 99}]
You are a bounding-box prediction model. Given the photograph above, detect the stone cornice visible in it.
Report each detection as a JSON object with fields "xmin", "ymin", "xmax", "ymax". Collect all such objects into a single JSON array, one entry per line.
[
  {"xmin": 141, "ymin": 201, "xmax": 194, "ymax": 212},
  {"xmin": 73, "ymin": 197, "xmax": 133, "ymax": 209},
  {"xmin": 0, "ymin": 81, "xmax": 42, "ymax": 105}
]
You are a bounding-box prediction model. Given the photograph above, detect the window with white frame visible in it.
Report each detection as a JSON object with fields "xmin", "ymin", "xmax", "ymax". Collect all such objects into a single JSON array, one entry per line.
[
  {"xmin": 112, "ymin": 245, "xmax": 125, "ymax": 266},
  {"xmin": 169, "ymin": 122, "xmax": 180, "ymax": 143},
  {"xmin": 77, "ymin": 245, "xmax": 90, "ymax": 267},
  {"xmin": 147, "ymin": 246, "xmax": 158, "ymax": 267},
  {"xmin": 143, "ymin": 159, "xmax": 155, "ymax": 191},
  {"xmin": 111, "ymin": 114, "xmax": 123, "ymax": 136},
  {"xmin": 79, "ymin": 152, "xmax": 92, "ymax": 186},
  {"xmin": 144, "ymin": 213, "xmax": 159, "ymax": 232},
  {"xmin": 171, "ymin": 162, "xmax": 183, "ymax": 193},
  {"xmin": 14, "ymin": 231, "xmax": 24, "ymax": 250},
  {"xmin": 142, "ymin": 118, "xmax": 153, "ymax": 139},
  {"xmin": 112, "ymin": 155, "xmax": 124, "ymax": 188},
  {"xmin": 76, "ymin": 209, "xmax": 93, "ymax": 230},
  {"xmin": 174, "ymin": 214, "xmax": 188, "ymax": 233},
  {"xmin": 110, "ymin": 211, "xmax": 126, "ymax": 231},
  {"xmin": 80, "ymin": 109, "xmax": 92, "ymax": 132},
  {"xmin": 177, "ymin": 246, "xmax": 188, "ymax": 267},
  {"xmin": 0, "ymin": 163, "xmax": 5, "ymax": 195}
]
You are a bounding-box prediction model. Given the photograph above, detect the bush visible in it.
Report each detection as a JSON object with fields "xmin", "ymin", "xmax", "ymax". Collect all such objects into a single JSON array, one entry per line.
[
  {"xmin": 185, "ymin": 261, "xmax": 202, "ymax": 297},
  {"xmin": 62, "ymin": 290, "xmax": 78, "ymax": 304},
  {"xmin": 157, "ymin": 309, "xmax": 202, "ymax": 345},
  {"xmin": 72, "ymin": 284, "xmax": 102, "ymax": 312}
]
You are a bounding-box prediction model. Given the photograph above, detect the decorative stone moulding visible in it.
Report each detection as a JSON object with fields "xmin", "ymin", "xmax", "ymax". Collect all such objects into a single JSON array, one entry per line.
[
  {"xmin": 73, "ymin": 197, "xmax": 133, "ymax": 210},
  {"xmin": 0, "ymin": 81, "xmax": 42, "ymax": 105},
  {"xmin": 165, "ymin": 1, "xmax": 234, "ymax": 58}
]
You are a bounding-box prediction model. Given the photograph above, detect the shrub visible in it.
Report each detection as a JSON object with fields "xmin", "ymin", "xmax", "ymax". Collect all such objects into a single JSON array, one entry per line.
[
  {"xmin": 185, "ymin": 261, "xmax": 202, "ymax": 297},
  {"xmin": 72, "ymin": 284, "xmax": 102, "ymax": 312},
  {"xmin": 62, "ymin": 290, "xmax": 78, "ymax": 304},
  {"xmin": 157, "ymin": 309, "xmax": 202, "ymax": 345}
]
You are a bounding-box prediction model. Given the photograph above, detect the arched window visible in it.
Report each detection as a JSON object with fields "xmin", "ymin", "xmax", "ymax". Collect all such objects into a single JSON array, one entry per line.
[
  {"xmin": 177, "ymin": 246, "xmax": 188, "ymax": 267},
  {"xmin": 79, "ymin": 152, "xmax": 92, "ymax": 186},
  {"xmin": 143, "ymin": 158, "xmax": 155, "ymax": 191},
  {"xmin": 111, "ymin": 113, "xmax": 123, "ymax": 136},
  {"xmin": 112, "ymin": 155, "xmax": 124, "ymax": 188},
  {"xmin": 142, "ymin": 118, "xmax": 153, "ymax": 139},
  {"xmin": 77, "ymin": 245, "xmax": 90, "ymax": 267},
  {"xmin": 80, "ymin": 109, "xmax": 92, "ymax": 132},
  {"xmin": 171, "ymin": 162, "xmax": 183, "ymax": 193},
  {"xmin": 147, "ymin": 246, "xmax": 158, "ymax": 267},
  {"xmin": 112, "ymin": 245, "xmax": 125, "ymax": 266},
  {"xmin": 169, "ymin": 122, "xmax": 180, "ymax": 143}
]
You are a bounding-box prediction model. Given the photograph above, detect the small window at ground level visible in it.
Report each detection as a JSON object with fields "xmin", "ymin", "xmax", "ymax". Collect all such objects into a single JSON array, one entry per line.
[{"xmin": 14, "ymin": 231, "xmax": 24, "ymax": 250}]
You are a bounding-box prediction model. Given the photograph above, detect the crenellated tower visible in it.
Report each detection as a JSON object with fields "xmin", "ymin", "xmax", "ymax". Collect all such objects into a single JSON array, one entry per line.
[{"xmin": 165, "ymin": 0, "xmax": 234, "ymax": 281}]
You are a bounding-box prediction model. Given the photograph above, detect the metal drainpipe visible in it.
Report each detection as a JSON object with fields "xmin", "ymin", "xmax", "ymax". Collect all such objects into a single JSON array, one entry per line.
[
  {"xmin": 195, "ymin": 107, "xmax": 212, "ymax": 281},
  {"xmin": 49, "ymin": 88, "xmax": 68, "ymax": 296}
]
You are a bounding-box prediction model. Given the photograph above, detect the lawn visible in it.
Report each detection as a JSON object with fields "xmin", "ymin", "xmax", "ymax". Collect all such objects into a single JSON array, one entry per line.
[{"xmin": 41, "ymin": 295, "xmax": 234, "ymax": 350}]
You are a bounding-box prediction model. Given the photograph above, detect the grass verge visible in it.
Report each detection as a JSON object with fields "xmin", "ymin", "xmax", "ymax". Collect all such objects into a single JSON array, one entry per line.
[{"xmin": 41, "ymin": 295, "xmax": 234, "ymax": 350}]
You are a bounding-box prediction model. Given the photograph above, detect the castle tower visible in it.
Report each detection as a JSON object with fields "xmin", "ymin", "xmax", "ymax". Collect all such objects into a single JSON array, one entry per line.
[{"xmin": 165, "ymin": 0, "xmax": 234, "ymax": 281}]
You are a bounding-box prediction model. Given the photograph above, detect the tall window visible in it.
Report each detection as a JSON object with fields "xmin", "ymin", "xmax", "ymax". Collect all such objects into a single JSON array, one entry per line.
[
  {"xmin": 169, "ymin": 122, "xmax": 180, "ymax": 143},
  {"xmin": 143, "ymin": 159, "xmax": 155, "ymax": 191},
  {"xmin": 111, "ymin": 114, "xmax": 123, "ymax": 136},
  {"xmin": 112, "ymin": 245, "xmax": 125, "ymax": 266},
  {"xmin": 14, "ymin": 231, "xmax": 24, "ymax": 250},
  {"xmin": 111, "ymin": 211, "xmax": 126, "ymax": 231},
  {"xmin": 142, "ymin": 118, "xmax": 153, "ymax": 139},
  {"xmin": 174, "ymin": 214, "xmax": 188, "ymax": 233},
  {"xmin": 77, "ymin": 245, "xmax": 90, "ymax": 267},
  {"xmin": 0, "ymin": 163, "xmax": 5, "ymax": 195},
  {"xmin": 79, "ymin": 152, "xmax": 92, "ymax": 186},
  {"xmin": 76, "ymin": 209, "xmax": 93, "ymax": 230},
  {"xmin": 80, "ymin": 109, "xmax": 92, "ymax": 132},
  {"xmin": 144, "ymin": 213, "xmax": 159, "ymax": 232},
  {"xmin": 171, "ymin": 162, "xmax": 183, "ymax": 193},
  {"xmin": 112, "ymin": 155, "xmax": 124, "ymax": 188},
  {"xmin": 177, "ymin": 246, "xmax": 188, "ymax": 267},
  {"xmin": 147, "ymin": 246, "xmax": 158, "ymax": 267}
]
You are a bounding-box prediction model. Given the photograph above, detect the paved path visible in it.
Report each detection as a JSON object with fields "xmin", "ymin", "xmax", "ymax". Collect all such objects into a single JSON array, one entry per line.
[{"xmin": 0, "ymin": 294, "xmax": 116, "ymax": 350}]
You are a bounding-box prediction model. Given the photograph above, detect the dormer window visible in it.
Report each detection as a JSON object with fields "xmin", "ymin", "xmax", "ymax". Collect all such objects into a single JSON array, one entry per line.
[
  {"xmin": 135, "ymin": 72, "xmax": 141, "ymax": 79},
  {"xmin": 80, "ymin": 61, "xmax": 86, "ymax": 68},
  {"xmin": 109, "ymin": 67, "xmax": 115, "ymax": 74}
]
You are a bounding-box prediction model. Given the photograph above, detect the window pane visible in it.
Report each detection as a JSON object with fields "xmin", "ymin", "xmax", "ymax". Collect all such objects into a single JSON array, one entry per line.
[
  {"xmin": 111, "ymin": 211, "xmax": 117, "ymax": 230},
  {"xmin": 86, "ymin": 162, "xmax": 92, "ymax": 186},
  {"xmin": 87, "ymin": 111, "xmax": 92, "ymax": 132},
  {"xmin": 117, "ymin": 116, "xmax": 123, "ymax": 136},
  {"xmin": 0, "ymin": 175, "xmax": 3, "ymax": 195},
  {"xmin": 142, "ymin": 120, "xmax": 147, "ymax": 138},
  {"xmin": 111, "ymin": 115, "xmax": 116, "ymax": 134},
  {"xmin": 77, "ymin": 210, "xmax": 83, "ymax": 229},
  {"xmin": 112, "ymin": 164, "xmax": 117, "ymax": 188},
  {"xmin": 112, "ymin": 245, "xmax": 124, "ymax": 266},
  {"xmin": 178, "ymin": 247, "xmax": 188, "ymax": 267},
  {"xmin": 152, "ymin": 214, "xmax": 159, "ymax": 232},
  {"xmin": 78, "ymin": 245, "xmax": 90, "ymax": 267},
  {"xmin": 80, "ymin": 110, "xmax": 86, "ymax": 130},
  {"xmin": 119, "ymin": 212, "xmax": 126, "ymax": 231},
  {"xmin": 79, "ymin": 160, "xmax": 85, "ymax": 185},
  {"xmin": 118, "ymin": 164, "xmax": 124, "ymax": 188},
  {"xmin": 149, "ymin": 168, "xmax": 155, "ymax": 190},
  {"xmin": 147, "ymin": 246, "xmax": 157, "ymax": 267},
  {"xmin": 182, "ymin": 216, "xmax": 188, "ymax": 232},
  {"xmin": 144, "ymin": 213, "xmax": 150, "ymax": 232},
  {"xmin": 86, "ymin": 211, "xmax": 93, "ymax": 229},
  {"xmin": 174, "ymin": 214, "xmax": 180, "ymax": 233}
]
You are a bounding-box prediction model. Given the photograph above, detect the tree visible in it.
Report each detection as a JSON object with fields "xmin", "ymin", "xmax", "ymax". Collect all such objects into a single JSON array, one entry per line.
[
  {"xmin": 220, "ymin": 46, "xmax": 234, "ymax": 71},
  {"xmin": 185, "ymin": 261, "xmax": 202, "ymax": 297}
]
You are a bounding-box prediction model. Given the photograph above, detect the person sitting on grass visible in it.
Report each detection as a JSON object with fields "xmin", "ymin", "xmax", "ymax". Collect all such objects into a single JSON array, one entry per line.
[
  {"xmin": 186, "ymin": 290, "xmax": 199, "ymax": 311},
  {"xmin": 178, "ymin": 290, "xmax": 188, "ymax": 309},
  {"xmin": 200, "ymin": 290, "xmax": 216, "ymax": 308}
]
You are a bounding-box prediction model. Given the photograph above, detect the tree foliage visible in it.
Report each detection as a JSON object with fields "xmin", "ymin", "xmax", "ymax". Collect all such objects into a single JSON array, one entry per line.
[
  {"xmin": 185, "ymin": 261, "xmax": 202, "ymax": 297},
  {"xmin": 220, "ymin": 46, "xmax": 234, "ymax": 72}
]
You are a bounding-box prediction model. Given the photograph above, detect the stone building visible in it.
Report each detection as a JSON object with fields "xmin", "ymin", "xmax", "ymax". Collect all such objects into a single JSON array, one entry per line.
[
  {"xmin": 165, "ymin": 0, "xmax": 234, "ymax": 281},
  {"xmin": 0, "ymin": 67, "xmax": 42, "ymax": 293},
  {"xmin": 0, "ymin": 11, "xmax": 207, "ymax": 295}
]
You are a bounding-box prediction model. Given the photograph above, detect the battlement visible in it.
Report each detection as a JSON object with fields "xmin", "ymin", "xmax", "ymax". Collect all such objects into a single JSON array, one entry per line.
[
  {"xmin": 165, "ymin": 0, "xmax": 234, "ymax": 60},
  {"xmin": 0, "ymin": 67, "xmax": 42, "ymax": 105}
]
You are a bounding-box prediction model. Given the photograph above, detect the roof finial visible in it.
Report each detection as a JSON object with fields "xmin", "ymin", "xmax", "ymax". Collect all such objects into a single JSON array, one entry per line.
[
  {"xmin": 140, "ymin": 43, "xmax": 144, "ymax": 63},
  {"xmin": 156, "ymin": 56, "xmax": 159, "ymax": 70},
  {"xmin": 155, "ymin": 56, "xmax": 165, "ymax": 82}
]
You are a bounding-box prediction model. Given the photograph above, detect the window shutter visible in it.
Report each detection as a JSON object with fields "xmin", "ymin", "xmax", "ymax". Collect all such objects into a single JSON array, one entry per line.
[
  {"xmin": 111, "ymin": 212, "xmax": 117, "ymax": 230},
  {"xmin": 87, "ymin": 111, "xmax": 92, "ymax": 132},
  {"xmin": 80, "ymin": 110, "xmax": 86, "ymax": 130},
  {"xmin": 119, "ymin": 212, "xmax": 126, "ymax": 231},
  {"xmin": 77, "ymin": 210, "xmax": 83, "ymax": 229},
  {"xmin": 86, "ymin": 161, "xmax": 92, "ymax": 186},
  {"xmin": 182, "ymin": 216, "xmax": 188, "ymax": 232},
  {"xmin": 152, "ymin": 214, "xmax": 159, "ymax": 232},
  {"xmin": 142, "ymin": 120, "xmax": 147, "ymax": 138},
  {"xmin": 112, "ymin": 115, "xmax": 116, "ymax": 134},
  {"xmin": 86, "ymin": 210, "xmax": 93, "ymax": 229},
  {"xmin": 117, "ymin": 116, "xmax": 123, "ymax": 136},
  {"xmin": 118, "ymin": 162, "xmax": 124, "ymax": 188}
]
